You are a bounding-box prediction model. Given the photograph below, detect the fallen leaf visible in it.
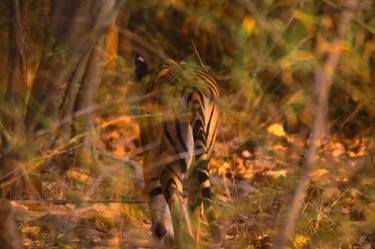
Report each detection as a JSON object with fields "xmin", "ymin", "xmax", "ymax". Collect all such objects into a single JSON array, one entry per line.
[
  {"xmin": 242, "ymin": 16, "xmax": 255, "ymax": 34},
  {"xmin": 265, "ymin": 170, "xmax": 287, "ymax": 178},
  {"xmin": 309, "ymin": 168, "xmax": 329, "ymax": 179},
  {"xmin": 292, "ymin": 233, "xmax": 309, "ymax": 248},
  {"xmin": 267, "ymin": 123, "xmax": 286, "ymax": 137}
]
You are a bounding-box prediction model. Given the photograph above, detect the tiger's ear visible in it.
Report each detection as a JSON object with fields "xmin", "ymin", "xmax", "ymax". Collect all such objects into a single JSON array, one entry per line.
[{"xmin": 134, "ymin": 54, "xmax": 149, "ymax": 81}]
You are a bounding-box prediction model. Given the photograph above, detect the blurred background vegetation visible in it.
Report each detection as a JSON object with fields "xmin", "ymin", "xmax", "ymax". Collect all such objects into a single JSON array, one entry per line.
[{"xmin": 0, "ymin": 0, "xmax": 374, "ymax": 248}]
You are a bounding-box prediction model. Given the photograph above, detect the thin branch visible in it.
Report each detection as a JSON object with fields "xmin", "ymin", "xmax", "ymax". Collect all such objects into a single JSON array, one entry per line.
[
  {"xmin": 11, "ymin": 199, "xmax": 146, "ymax": 205},
  {"xmin": 274, "ymin": 0, "xmax": 358, "ymax": 248},
  {"xmin": 339, "ymin": 100, "xmax": 368, "ymax": 129},
  {"xmin": 118, "ymin": 28, "xmax": 169, "ymax": 62},
  {"xmin": 192, "ymin": 41, "xmax": 205, "ymax": 68}
]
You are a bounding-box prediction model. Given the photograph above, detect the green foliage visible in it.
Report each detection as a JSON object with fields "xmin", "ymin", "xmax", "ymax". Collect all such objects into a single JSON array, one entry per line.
[{"xmin": 126, "ymin": 0, "xmax": 374, "ymax": 137}]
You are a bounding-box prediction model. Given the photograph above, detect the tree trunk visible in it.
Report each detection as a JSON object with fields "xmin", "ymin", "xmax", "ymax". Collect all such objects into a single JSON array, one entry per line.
[
  {"xmin": 23, "ymin": 0, "xmax": 119, "ymax": 169},
  {"xmin": 70, "ymin": 44, "xmax": 104, "ymax": 168},
  {"xmin": 25, "ymin": 0, "xmax": 119, "ymax": 134},
  {"xmin": 0, "ymin": 1, "xmax": 27, "ymax": 248},
  {"xmin": 2, "ymin": 0, "xmax": 27, "ymax": 153},
  {"xmin": 0, "ymin": 200, "xmax": 24, "ymax": 249},
  {"xmin": 0, "ymin": 0, "xmax": 28, "ymax": 197}
]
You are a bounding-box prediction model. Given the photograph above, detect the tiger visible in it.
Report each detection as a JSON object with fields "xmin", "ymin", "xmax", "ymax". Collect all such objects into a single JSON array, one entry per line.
[{"xmin": 134, "ymin": 55, "xmax": 222, "ymax": 249}]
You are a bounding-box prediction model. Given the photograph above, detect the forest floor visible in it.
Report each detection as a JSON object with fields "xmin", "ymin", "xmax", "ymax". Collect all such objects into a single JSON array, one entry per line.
[{"xmin": 11, "ymin": 91, "xmax": 375, "ymax": 249}]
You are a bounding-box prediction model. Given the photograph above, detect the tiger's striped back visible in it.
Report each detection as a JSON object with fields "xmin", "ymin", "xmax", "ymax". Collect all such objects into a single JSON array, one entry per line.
[{"xmin": 135, "ymin": 56, "xmax": 221, "ymax": 249}]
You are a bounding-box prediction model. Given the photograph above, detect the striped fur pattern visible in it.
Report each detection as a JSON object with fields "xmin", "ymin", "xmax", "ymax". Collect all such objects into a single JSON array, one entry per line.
[{"xmin": 135, "ymin": 57, "xmax": 221, "ymax": 248}]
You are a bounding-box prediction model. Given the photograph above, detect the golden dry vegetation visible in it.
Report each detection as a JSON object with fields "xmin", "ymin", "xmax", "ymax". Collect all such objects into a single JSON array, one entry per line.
[{"xmin": 0, "ymin": 0, "xmax": 374, "ymax": 248}]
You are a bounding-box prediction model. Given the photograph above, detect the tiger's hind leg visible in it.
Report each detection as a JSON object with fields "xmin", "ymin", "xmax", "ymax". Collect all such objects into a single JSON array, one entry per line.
[
  {"xmin": 190, "ymin": 97, "xmax": 222, "ymax": 246},
  {"xmin": 187, "ymin": 171, "xmax": 202, "ymax": 245},
  {"xmin": 160, "ymin": 122, "xmax": 197, "ymax": 249},
  {"xmin": 161, "ymin": 170, "xmax": 196, "ymax": 249},
  {"xmin": 190, "ymin": 160, "xmax": 222, "ymax": 246},
  {"xmin": 201, "ymin": 169, "xmax": 222, "ymax": 246}
]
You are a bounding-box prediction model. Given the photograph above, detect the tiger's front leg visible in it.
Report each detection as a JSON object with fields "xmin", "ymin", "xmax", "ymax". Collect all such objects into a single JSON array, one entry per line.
[
  {"xmin": 149, "ymin": 194, "xmax": 175, "ymax": 248},
  {"xmin": 143, "ymin": 149, "xmax": 174, "ymax": 248}
]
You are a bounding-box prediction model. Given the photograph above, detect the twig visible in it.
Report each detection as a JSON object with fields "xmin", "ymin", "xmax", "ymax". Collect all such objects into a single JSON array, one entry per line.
[
  {"xmin": 12, "ymin": 198, "xmax": 146, "ymax": 205},
  {"xmin": 118, "ymin": 28, "xmax": 169, "ymax": 62},
  {"xmin": 322, "ymin": 0, "xmax": 374, "ymax": 34},
  {"xmin": 339, "ymin": 100, "xmax": 368, "ymax": 129},
  {"xmin": 274, "ymin": 0, "xmax": 358, "ymax": 248},
  {"xmin": 192, "ymin": 41, "xmax": 205, "ymax": 68}
]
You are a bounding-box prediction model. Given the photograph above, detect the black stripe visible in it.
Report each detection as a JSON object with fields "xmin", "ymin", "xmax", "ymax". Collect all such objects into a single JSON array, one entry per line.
[
  {"xmin": 206, "ymin": 106, "xmax": 216, "ymax": 143},
  {"xmin": 206, "ymin": 106, "xmax": 215, "ymax": 131},
  {"xmin": 164, "ymin": 178, "xmax": 180, "ymax": 201},
  {"xmin": 199, "ymin": 72, "xmax": 218, "ymax": 91},
  {"xmin": 166, "ymin": 178, "xmax": 176, "ymax": 189},
  {"xmin": 158, "ymin": 70, "xmax": 177, "ymax": 86},
  {"xmin": 154, "ymin": 223, "xmax": 167, "ymax": 239},
  {"xmin": 189, "ymin": 200, "xmax": 203, "ymax": 211},
  {"xmin": 196, "ymin": 72, "xmax": 219, "ymax": 97},
  {"xmin": 164, "ymin": 124, "xmax": 179, "ymax": 155},
  {"xmin": 193, "ymin": 107, "xmax": 206, "ymax": 125},
  {"xmin": 157, "ymin": 66, "xmax": 171, "ymax": 79},
  {"xmin": 166, "ymin": 72, "xmax": 179, "ymax": 85},
  {"xmin": 195, "ymin": 132, "xmax": 207, "ymax": 143},
  {"xmin": 187, "ymin": 93, "xmax": 193, "ymax": 103},
  {"xmin": 193, "ymin": 123, "xmax": 200, "ymax": 137},
  {"xmin": 164, "ymin": 124, "xmax": 189, "ymax": 173},
  {"xmin": 193, "ymin": 120, "xmax": 205, "ymax": 138},
  {"xmin": 198, "ymin": 171, "xmax": 209, "ymax": 182},
  {"xmin": 177, "ymin": 158, "xmax": 188, "ymax": 173},
  {"xmin": 207, "ymin": 86, "xmax": 216, "ymax": 99},
  {"xmin": 149, "ymin": 187, "xmax": 163, "ymax": 198},
  {"xmin": 163, "ymin": 165, "xmax": 183, "ymax": 183},
  {"xmin": 196, "ymin": 71, "xmax": 216, "ymax": 83},
  {"xmin": 205, "ymin": 83, "xmax": 218, "ymax": 98},
  {"xmin": 175, "ymin": 123, "xmax": 188, "ymax": 152},
  {"xmin": 201, "ymin": 187, "xmax": 212, "ymax": 199},
  {"xmin": 196, "ymin": 91, "xmax": 206, "ymax": 106},
  {"xmin": 164, "ymin": 189, "xmax": 171, "ymax": 201},
  {"xmin": 196, "ymin": 137, "xmax": 207, "ymax": 146},
  {"xmin": 195, "ymin": 143, "xmax": 207, "ymax": 151}
]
